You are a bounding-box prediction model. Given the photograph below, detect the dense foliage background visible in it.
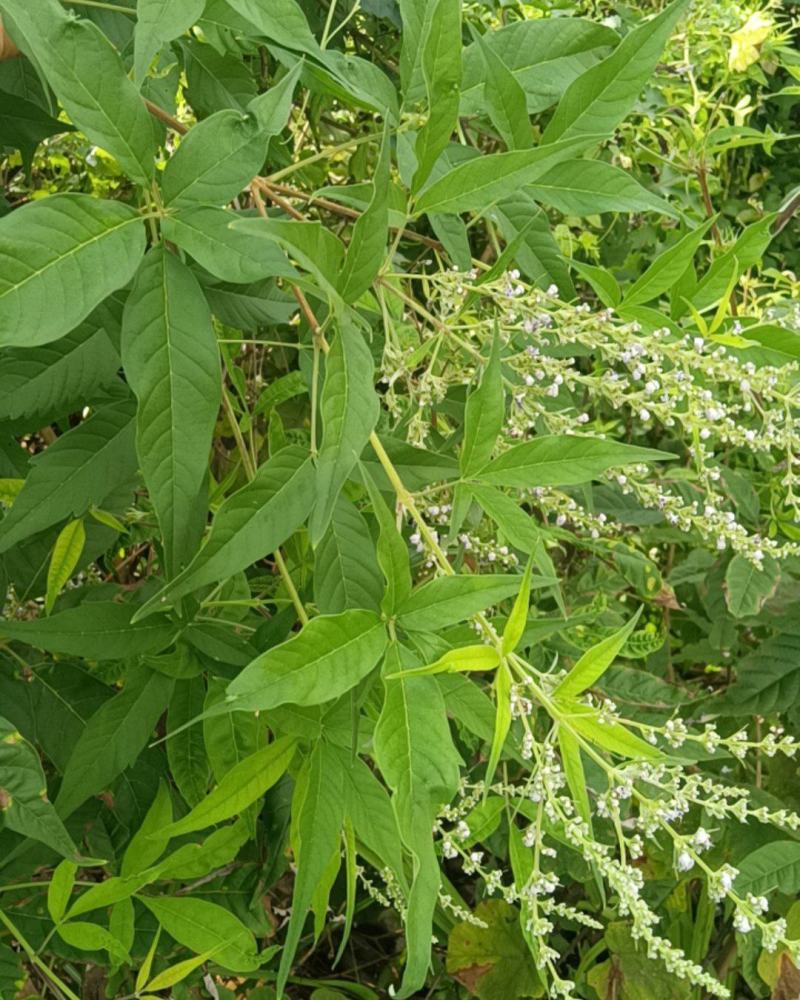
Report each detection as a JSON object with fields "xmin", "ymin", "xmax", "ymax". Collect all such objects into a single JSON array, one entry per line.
[{"xmin": 1, "ymin": 0, "xmax": 800, "ymax": 997}]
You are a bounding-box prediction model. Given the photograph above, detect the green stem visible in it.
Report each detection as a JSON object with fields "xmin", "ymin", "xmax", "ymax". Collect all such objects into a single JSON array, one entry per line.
[{"xmin": 0, "ymin": 908, "xmax": 82, "ymax": 1000}]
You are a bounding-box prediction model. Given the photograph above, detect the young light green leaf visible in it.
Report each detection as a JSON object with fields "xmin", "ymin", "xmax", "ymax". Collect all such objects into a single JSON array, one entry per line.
[
  {"xmin": 57, "ymin": 922, "xmax": 130, "ymax": 966},
  {"xmin": 473, "ymin": 28, "xmax": 531, "ymax": 149},
  {"xmin": 45, "ymin": 519, "xmax": 86, "ymax": 615},
  {"xmin": 135, "ymin": 446, "xmax": 314, "ymax": 615},
  {"xmin": 0, "ymin": 717, "xmax": 79, "ymax": 860},
  {"xmin": 144, "ymin": 947, "xmax": 223, "ymax": 992},
  {"xmin": 2, "ymin": 0, "xmax": 157, "ymax": 184},
  {"xmin": 484, "ymin": 661, "xmax": 512, "ymax": 790},
  {"xmin": 396, "ymin": 574, "xmax": 542, "ymax": 633},
  {"xmin": 557, "ymin": 728, "xmax": 592, "ymax": 829},
  {"xmin": 55, "ymin": 669, "xmax": 175, "ymax": 819},
  {"xmin": 542, "ymin": 0, "xmax": 689, "ymax": 144},
  {"xmin": 0, "ymin": 397, "xmax": 137, "ymax": 553},
  {"xmin": 122, "ymin": 247, "xmax": 220, "ymax": 578},
  {"xmin": 472, "ymin": 435, "xmax": 673, "ymax": 487},
  {"xmin": 414, "ymin": 134, "xmax": 602, "ymax": 216},
  {"xmin": 386, "ymin": 644, "xmax": 500, "ymax": 678},
  {"xmin": 339, "ymin": 127, "xmax": 391, "ymax": 302},
  {"xmin": 502, "ymin": 556, "xmax": 535, "ymax": 655},
  {"xmin": 226, "ymin": 610, "xmax": 388, "ymax": 712},
  {"xmin": 47, "ymin": 860, "xmax": 77, "ymax": 924},
  {"xmin": 567, "ymin": 705, "xmax": 663, "ymax": 760},
  {"xmin": 461, "ymin": 331, "xmax": 503, "ymax": 476},
  {"xmin": 134, "ymin": 0, "xmax": 204, "ymax": 83},
  {"xmin": 0, "ymin": 194, "xmax": 144, "ymax": 348},
  {"xmin": 411, "ymin": 0, "xmax": 462, "ymax": 191},
  {"xmin": 687, "ymin": 214, "xmax": 775, "ymax": 314},
  {"xmin": 624, "ymin": 220, "xmax": 714, "ymax": 306},
  {"xmin": 138, "ymin": 896, "xmax": 259, "ymax": 972},
  {"xmin": 310, "ymin": 321, "xmax": 380, "ymax": 544},
  {"xmin": 161, "ymin": 737, "xmax": 296, "ymax": 838},
  {"xmin": 554, "ymin": 607, "xmax": 643, "ymax": 699}
]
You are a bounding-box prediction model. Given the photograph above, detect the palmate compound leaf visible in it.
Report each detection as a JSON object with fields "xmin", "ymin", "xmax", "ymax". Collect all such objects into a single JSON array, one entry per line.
[
  {"xmin": 1, "ymin": 0, "xmax": 158, "ymax": 186},
  {"xmin": 122, "ymin": 247, "xmax": 221, "ymax": 577},
  {"xmin": 0, "ymin": 396, "xmax": 138, "ymax": 554},
  {"xmin": 0, "ymin": 194, "xmax": 145, "ymax": 348},
  {"xmin": 134, "ymin": 446, "xmax": 315, "ymax": 617},
  {"xmin": 0, "ymin": 715, "xmax": 80, "ymax": 860},
  {"xmin": 225, "ymin": 609, "xmax": 388, "ymax": 712},
  {"xmin": 471, "ymin": 435, "xmax": 674, "ymax": 487}
]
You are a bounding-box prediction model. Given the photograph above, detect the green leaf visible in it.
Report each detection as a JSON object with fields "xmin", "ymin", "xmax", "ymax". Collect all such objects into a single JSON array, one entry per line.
[
  {"xmin": 122, "ymin": 247, "xmax": 220, "ymax": 577},
  {"xmin": 223, "ymin": 0, "xmax": 322, "ymax": 58},
  {"xmin": 411, "ymin": 0, "xmax": 462, "ymax": 190},
  {"xmin": 227, "ymin": 610, "xmax": 388, "ymax": 712},
  {"xmin": 375, "ymin": 643, "xmax": 461, "ymax": 997},
  {"xmin": 247, "ymin": 61, "xmax": 303, "ymax": 133},
  {"xmin": 277, "ymin": 740, "xmax": 345, "ymax": 994},
  {"xmin": 542, "ymin": 0, "xmax": 689, "ymax": 144},
  {"xmin": 473, "ymin": 29, "xmax": 531, "ymax": 150},
  {"xmin": 725, "ymin": 553, "xmax": 780, "ymax": 618},
  {"xmin": 0, "ymin": 309, "xmax": 121, "ymax": 423},
  {"xmin": 527, "ymin": 159, "xmax": 676, "ymax": 217},
  {"xmin": 554, "ymin": 607, "xmax": 642, "ymax": 699},
  {"xmin": 362, "ymin": 465, "xmax": 413, "ymax": 615},
  {"xmin": 314, "ymin": 496, "xmax": 383, "ymax": 614},
  {"xmin": 502, "ymin": 556, "xmax": 535, "ymax": 655},
  {"xmin": 565, "ymin": 704, "xmax": 663, "ymax": 760},
  {"xmin": 136, "ymin": 446, "xmax": 314, "ymax": 615},
  {"xmin": 167, "ymin": 677, "xmax": 210, "ymax": 807},
  {"xmin": 461, "ymin": 331, "xmax": 503, "ymax": 476},
  {"xmin": 414, "ymin": 135, "xmax": 601, "ymax": 216},
  {"xmin": 0, "ymin": 194, "xmax": 144, "ymax": 348},
  {"xmin": 55, "ymin": 669, "xmax": 175, "ymax": 818},
  {"xmin": 472, "ymin": 435, "xmax": 673, "ymax": 487},
  {"xmin": 134, "ymin": 0, "xmax": 204, "ymax": 83},
  {"xmin": 571, "ymin": 259, "xmax": 621, "ymax": 307},
  {"xmin": 339, "ymin": 127, "xmax": 391, "ymax": 302},
  {"xmin": 494, "ymin": 192, "xmax": 574, "ymax": 296},
  {"xmin": 0, "ymin": 716, "xmax": 79, "ymax": 860},
  {"xmin": 721, "ymin": 628, "xmax": 800, "ymax": 716},
  {"xmin": 45, "ymin": 519, "xmax": 86, "ymax": 615},
  {"xmin": 0, "ymin": 397, "xmax": 137, "ymax": 553},
  {"xmin": 138, "ymin": 896, "xmax": 259, "ymax": 972},
  {"xmin": 735, "ymin": 842, "xmax": 800, "ymax": 897},
  {"xmin": 2, "ymin": 0, "xmax": 157, "ymax": 185},
  {"xmin": 342, "ymin": 753, "xmax": 404, "ymax": 879},
  {"xmin": 623, "ymin": 221, "xmax": 714, "ymax": 306},
  {"xmin": 687, "ymin": 215, "xmax": 776, "ymax": 314},
  {"xmin": 485, "ymin": 661, "xmax": 512, "ymax": 789},
  {"xmin": 121, "ymin": 779, "xmax": 173, "ymax": 877},
  {"xmin": 0, "ymin": 87, "xmax": 74, "ymax": 157},
  {"xmin": 145, "ymin": 947, "xmax": 224, "ymax": 992},
  {"xmin": 0, "ymin": 602, "xmax": 175, "ymax": 660},
  {"xmin": 460, "ymin": 18, "xmax": 618, "ymax": 116},
  {"xmin": 47, "ymin": 859, "xmax": 77, "ymax": 923},
  {"xmin": 164, "ymin": 208, "xmax": 296, "ymax": 284},
  {"xmin": 161, "ymin": 737, "xmax": 295, "ymax": 837},
  {"xmin": 396, "ymin": 574, "xmax": 545, "ymax": 633},
  {"xmin": 161, "ymin": 109, "xmax": 268, "ymax": 208},
  {"xmin": 57, "ymin": 921, "xmax": 129, "ymax": 966},
  {"xmin": 182, "ymin": 37, "xmax": 258, "ymax": 115},
  {"xmin": 558, "ymin": 728, "xmax": 591, "ymax": 828},
  {"xmin": 386, "ymin": 643, "xmax": 500, "ymax": 678},
  {"xmin": 310, "ymin": 321, "xmax": 380, "ymax": 544}
]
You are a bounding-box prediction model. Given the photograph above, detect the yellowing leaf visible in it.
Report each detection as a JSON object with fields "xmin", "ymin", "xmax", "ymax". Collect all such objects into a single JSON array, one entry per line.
[
  {"xmin": 729, "ymin": 12, "xmax": 772, "ymax": 72},
  {"xmin": 45, "ymin": 519, "xmax": 86, "ymax": 615}
]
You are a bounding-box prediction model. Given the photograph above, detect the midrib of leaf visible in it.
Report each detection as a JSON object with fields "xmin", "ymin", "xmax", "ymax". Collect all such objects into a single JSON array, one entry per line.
[
  {"xmin": 167, "ymin": 121, "xmax": 258, "ymax": 204},
  {"xmin": 0, "ymin": 212, "xmax": 138, "ymax": 302}
]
